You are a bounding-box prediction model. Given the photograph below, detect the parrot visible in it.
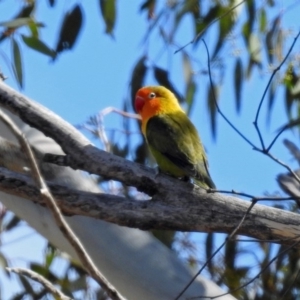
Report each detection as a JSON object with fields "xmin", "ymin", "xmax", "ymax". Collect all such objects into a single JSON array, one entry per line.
[{"xmin": 135, "ymin": 85, "xmax": 215, "ymax": 189}]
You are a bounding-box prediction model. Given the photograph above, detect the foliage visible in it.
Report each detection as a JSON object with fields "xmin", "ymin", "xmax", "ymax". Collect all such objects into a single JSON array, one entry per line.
[{"xmin": 1, "ymin": 0, "xmax": 300, "ymax": 299}]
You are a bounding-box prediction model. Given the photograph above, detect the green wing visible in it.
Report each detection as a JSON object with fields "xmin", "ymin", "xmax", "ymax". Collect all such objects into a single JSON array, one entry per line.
[{"xmin": 146, "ymin": 112, "xmax": 215, "ymax": 188}]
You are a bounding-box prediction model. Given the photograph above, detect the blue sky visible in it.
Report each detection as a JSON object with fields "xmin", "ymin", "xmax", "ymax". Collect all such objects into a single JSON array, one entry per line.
[{"xmin": 0, "ymin": 0, "xmax": 300, "ymax": 298}]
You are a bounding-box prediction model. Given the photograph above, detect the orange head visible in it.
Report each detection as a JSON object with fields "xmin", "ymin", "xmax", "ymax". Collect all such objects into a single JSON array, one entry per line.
[{"xmin": 135, "ymin": 86, "xmax": 183, "ymax": 122}]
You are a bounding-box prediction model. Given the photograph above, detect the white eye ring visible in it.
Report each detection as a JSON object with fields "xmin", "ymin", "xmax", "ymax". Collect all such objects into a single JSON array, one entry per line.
[{"xmin": 149, "ymin": 92, "xmax": 156, "ymax": 99}]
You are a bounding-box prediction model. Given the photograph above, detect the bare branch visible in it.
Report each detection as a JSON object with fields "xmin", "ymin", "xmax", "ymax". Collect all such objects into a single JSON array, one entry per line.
[
  {"xmin": 0, "ymin": 111, "xmax": 126, "ymax": 300},
  {"xmin": 6, "ymin": 267, "xmax": 72, "ymax": 300},
  {"xmin": 0, "ymin": 166, "xmax": 300, "ymax": 244}
]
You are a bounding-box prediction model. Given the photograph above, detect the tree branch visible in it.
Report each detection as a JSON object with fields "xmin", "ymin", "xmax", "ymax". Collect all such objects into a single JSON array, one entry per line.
[
  {"xmin": 0, "ymin": 81, "xmax": 300, "ymax": 247},
  {"xmin": 6, "ymin": 267, "xmax": 72, "ymax": 300},
  {"xmin": 0, "ymin": 165, "xmax": 299, "ymax": 245}
]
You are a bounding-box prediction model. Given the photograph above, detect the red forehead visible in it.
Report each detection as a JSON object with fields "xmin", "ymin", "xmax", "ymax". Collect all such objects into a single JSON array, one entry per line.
[{"xmin": 136, "ymin": 87, "xmax": 152, "ymax": 98}]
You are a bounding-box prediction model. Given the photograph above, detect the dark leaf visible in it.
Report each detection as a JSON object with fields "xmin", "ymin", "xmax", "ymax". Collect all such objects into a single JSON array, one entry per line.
[
  {"xmin": 283, "ymin": 139, "xmax": 300, "ymax": 165},
  {"xmin": 111, "ymin": 143, "xmax": 129, "ymax": 158},
  {"xmin": 265, "ymin": 15, "xmax": 281, "ymax": 64},
  {"xmin": 99, "ymin": 0, "xmax": 116, "ymax": 35},
  {"xmin": 207, "ymin": 82, "xmax": 218, "ymax": 139},
  {"xmin": 12, "ymin": 292, "xmax": 27, "ymax": 300},
  {"xmin": 212, "ymin": 5, "xmax": 235, "ymax": 59},
  {"xmin": 194, "ymin": 5, "xmax": 220, "ymax": 46},
  {"xmin": 48, "ymin": 0, "xmax": 55, "ymax": 7},
  {"xmin": 153, "ymin": 66, "xmax": 183, "ymax": 103},
  {"xmin": 283, "ymin": 67, "xmax": 300, "ymax": 118},
  {"xmin": 173, "ymin": 0, "xmax": 198, "ymax": 39},
  {"xmin": 130, "ymin": 56, "xmax": 147, "ymax": 111},
  {"xmin": 0, "ymin": 4, "xmax": 35, "ymax": 43},
  {"xmin": 19, "ymin": 273, "xmax": 35, "ymax": 294},
  {"xmin": 134, "ymin": 141, "xmax": 148, "ymax": 164},
  {"xmin": 234, "ymin": 58, "xmax": 243, "ymax": 113},
  {"xmin": 205, "ymin": 233, "xmax": 214, "ymax": 276},
  {"xmin": 31, "ymin": 262, "xmax": 58, "ymax": 282},
  {"xmin": 267, "ymin": 80, "xmax": 277, "ymax": 125},
  {"xmin": 278, "ymin": 118, "xmax": 300, "ymax": 133},
  {"xmin": 15, "ymin": 4, "xmax": 35, "ymax": 19},
  {"xmin": 265, "ymin": 29, "xmax": 273, "ymax": 64},
  {"xmin": 4, "ymin": 214, "xmax": 20, "ymax": 231},
  {"xmin": 22, "ymin": 35, "xmax": 56, "ymax": 58},
  {"xmin": 140, "ymin": 0, "xmax": 156, "ymax": 19},
  {"xmin": 12, "ymin": 38, "xmax": 23, "ymax": 88},
  {"xmin": 245, "ymin": 0, "xmax": 255, "ymax": 33},
  {"xmin": 225, "ymin": 236, "xmax": 237, "ymax": 269},
  {"xmin": 55, "ymin": 5, "xmax": 83, "ymax": 56}
]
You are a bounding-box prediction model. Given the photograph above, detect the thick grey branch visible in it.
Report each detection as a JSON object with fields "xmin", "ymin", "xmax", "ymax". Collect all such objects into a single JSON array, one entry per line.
[
  {"xmin": 0, "ymin": 81, "xmax": 300, "ymax": 247},
  {"xmin": 0, "ymin": 166, "xmax": 300, "ymax": 245},
  {"xmin": 0, "ymin": 81, "xmax": 158, "ymax": 195}
]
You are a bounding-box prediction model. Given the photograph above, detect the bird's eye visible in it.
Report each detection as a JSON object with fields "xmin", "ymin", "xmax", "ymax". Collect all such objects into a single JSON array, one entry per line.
[{"xmin": 149, "ymin": 92, "xmax": 156, "ymax": 99}]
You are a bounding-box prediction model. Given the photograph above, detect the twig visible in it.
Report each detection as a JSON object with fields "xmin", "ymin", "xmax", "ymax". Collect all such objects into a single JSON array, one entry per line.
[
  {"xmin": 99, "ymin": 107, "xmax": 141, "ymax": 120},
  {"xmin": 0, "ymin": 111, "xmax": 126, "ymax": 300},
  {"xmin": 213, "ymin": 189, "xmax": 298, "ymax": 202},
  {"xmin": 6, "ymin": 267, "xmax": 72, "ymax": 300},
  {"xmin": 256, "ymin": 150, "xmax": 300, "ymax": 184},
  {"xmin": 254, "ymin": 30, "xmax": 300, "ymax": 151},
  {"xmin": 193, "ymin": 240, "xmax": 300, "ymax": 299},
  {"xmin": 279, "ymin": 267, "xmax": 300, "ymax": 300},
  {"xmin": 175, "ymin": 200, "xmax": 256, "ymax": 300},
  {"xmin": 202, "ymin": 39, "xmax": 257, "ymax": 149},
  {"xmin": 174, "ymin": 0, "xmax": 246, "ymax": 54}
]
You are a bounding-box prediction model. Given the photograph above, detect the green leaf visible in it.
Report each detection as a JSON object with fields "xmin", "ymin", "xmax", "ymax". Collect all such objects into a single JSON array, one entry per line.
[
  {"xmin": 130, "ymin": 56, "xmax": 147, "ymax": 111},
  {"xmin": 185, "ymin": 80, "xmax": 196, "ymax": 117},
  {"xmin": 99, "ymin": 0, "xmax": 116, "ymax": 35},
  {"xmin": 259, "ymin": 8, "xmax": 267, "ymax": 32},
  {"xmin": 55, "ymin": 5, "xmax": 83, "ymax": 56},
  {"xmin": 153, "ymin": 66, "xmax": 183, "ymax": 103},
  {"xmin": 27, "ymin": 20, "xmax": 45, "ymax": 38},
  {"xmin": 22, "ymin": 35, "xmax": 56, "ymax": 58},
  {"xmin": 234, "ymin": 58, "xmax": 243, "ymax": 113},
  {"xmin": 11, "ymin": 38, "xmax": 23, "ymax": 88}
]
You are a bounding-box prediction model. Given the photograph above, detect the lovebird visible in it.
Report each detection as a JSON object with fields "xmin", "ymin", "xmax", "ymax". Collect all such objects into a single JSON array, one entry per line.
[{"xmin": 135, "ymin": 86, "xmax": 216, "ymax": 189}]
